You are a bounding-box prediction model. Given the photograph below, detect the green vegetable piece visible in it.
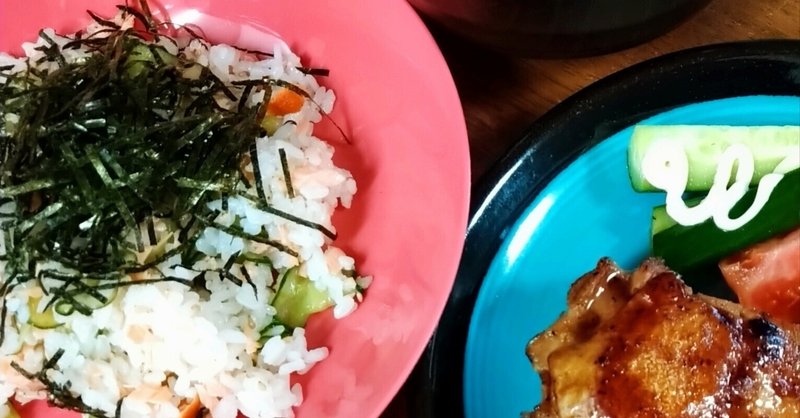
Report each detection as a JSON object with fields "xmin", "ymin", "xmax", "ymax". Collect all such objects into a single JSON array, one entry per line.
[
  {"xmin": 652, "ymin": 167, "xmax": 800, "ymax": 272},
  {"xmin": 125, "ymin": 43, "xmax": 155, "ymax": 78},
  {"xmin": 153, "ymin": 47, "xmax": 178, "ymax": 66},
  {"xmin": 272, "ymin": 267, "xmax": 333, "ymax": 328},
  {"xmin": 28, "ymin": 296, "xmax": 62, "ymax": 329},
  {"xmin": 628, "ymin": 125, "xmax": 800, "ymax": 192},
  {"xmin": 125, "ymin": 42, "xmax": 177, "ymax": 78},
  {"xmin": 261, "ymin": 115, "xmax": 282, "ymax": 136}
]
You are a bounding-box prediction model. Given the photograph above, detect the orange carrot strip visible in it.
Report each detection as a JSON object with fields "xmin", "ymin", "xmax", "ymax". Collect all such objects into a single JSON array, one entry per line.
[{"xmin": 267, "ymin": 88, "xmax": 305, "ymax": 116}]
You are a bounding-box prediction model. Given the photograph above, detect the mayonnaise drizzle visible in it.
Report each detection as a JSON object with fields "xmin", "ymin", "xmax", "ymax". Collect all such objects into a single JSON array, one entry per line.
[{"xmin": 642, "ymin": 142, "xmax": 799, "ymax": 231}]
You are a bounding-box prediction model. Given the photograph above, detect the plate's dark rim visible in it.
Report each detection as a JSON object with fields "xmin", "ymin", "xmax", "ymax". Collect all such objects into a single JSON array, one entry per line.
[{"xmin": 407, "ymin": 39, "xmax": 800, "ymax": 418}]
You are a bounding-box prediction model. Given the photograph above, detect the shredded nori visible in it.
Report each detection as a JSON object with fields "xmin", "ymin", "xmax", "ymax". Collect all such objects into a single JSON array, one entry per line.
[
  {"xmin": 115, "ymin": 398, "xmax": 124, "ymax": 418},
  {"xmin": 248, "ymin": 142, "xmax": 267, "ymax": 201},
  {"xmin": 278, "ymin": 148, "xmax": 295, "ymax": 198},
  {"xmin": 240, "ymin": 264, "xmax": 258, "ymax": 298}
]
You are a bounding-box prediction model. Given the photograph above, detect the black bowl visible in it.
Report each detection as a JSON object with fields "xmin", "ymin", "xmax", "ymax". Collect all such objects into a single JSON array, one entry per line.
[
  {"xmin": 408, "ymin": 0, "xmax": 711, "ymax": 57},
  {"xmin": 407, "ymin": 39, "xmax": 800, "ymax": 418}
]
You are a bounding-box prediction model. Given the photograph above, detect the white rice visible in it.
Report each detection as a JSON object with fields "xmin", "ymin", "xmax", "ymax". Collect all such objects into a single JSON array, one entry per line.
[{"xmin": 0, "ymin": 13, "xmax": 367, "ymax": 418}]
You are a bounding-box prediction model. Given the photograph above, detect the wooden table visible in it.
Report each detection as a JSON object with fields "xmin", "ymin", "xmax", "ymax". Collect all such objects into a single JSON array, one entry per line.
[{"xmin": 382, "ymin": 0, "xmax": 799, "ymax": 416}]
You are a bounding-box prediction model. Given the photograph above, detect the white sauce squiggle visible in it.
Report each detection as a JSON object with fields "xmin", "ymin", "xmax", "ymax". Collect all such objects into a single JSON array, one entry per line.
[{"xmin": 642, "ymin": 142, "xmax": 799, "ymax": 231}]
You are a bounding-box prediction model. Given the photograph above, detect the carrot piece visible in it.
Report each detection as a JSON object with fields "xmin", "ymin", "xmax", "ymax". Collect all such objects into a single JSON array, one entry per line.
[
  {"xmin": 267, "ymin": 88, "xmax": 305, "ymax": 116},
  {"xmin": 179, "ymin": 397, "xmax": 203, "ymax": 418}
]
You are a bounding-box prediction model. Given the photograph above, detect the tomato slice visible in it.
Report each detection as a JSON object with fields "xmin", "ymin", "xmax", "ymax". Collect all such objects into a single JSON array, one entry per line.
[{"xmin": 719, "ymin": 228, "xmax": 800, "ymax": 323}]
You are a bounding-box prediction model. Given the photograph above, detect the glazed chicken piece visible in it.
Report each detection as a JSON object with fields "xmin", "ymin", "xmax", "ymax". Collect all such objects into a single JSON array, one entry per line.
[{"xmin": 526, "ymin": 258, "xmax": 800, "ymax": 418}]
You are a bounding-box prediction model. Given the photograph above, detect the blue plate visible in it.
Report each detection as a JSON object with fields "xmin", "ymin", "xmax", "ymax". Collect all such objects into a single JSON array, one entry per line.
[
  {"xmin": 462, "ymin": 95, "xmax": 800, "ymax": 417},
  {"xmin": 407, "ymin": 40, "xmax": 800, "ymax": 418}
]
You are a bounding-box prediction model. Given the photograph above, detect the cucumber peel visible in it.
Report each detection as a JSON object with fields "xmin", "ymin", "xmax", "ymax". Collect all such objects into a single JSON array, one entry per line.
[{"xmin": 629, "ymin": 125, "xmax": 800, "ymax": 192}]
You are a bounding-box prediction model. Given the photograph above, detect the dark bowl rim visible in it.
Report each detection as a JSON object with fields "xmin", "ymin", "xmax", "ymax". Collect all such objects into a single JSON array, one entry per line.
[{"xmin": 408, "ymin": 38, "xmax": 800, "ymax": 418}]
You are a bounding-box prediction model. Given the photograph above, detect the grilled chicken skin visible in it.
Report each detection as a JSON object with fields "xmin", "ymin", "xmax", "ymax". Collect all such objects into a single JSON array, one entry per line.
[{"xmin": 526, "ymin": 258, "xmax": 800, "ymax": 418}]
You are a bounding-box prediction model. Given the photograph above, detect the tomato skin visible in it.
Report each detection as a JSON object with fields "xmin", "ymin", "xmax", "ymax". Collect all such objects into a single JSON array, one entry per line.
[{"xmin": 719, "ymin": 228, "xmax": 800, "ymax": 323}]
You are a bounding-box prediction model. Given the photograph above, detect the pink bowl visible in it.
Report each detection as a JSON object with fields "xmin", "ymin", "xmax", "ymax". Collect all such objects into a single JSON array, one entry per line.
[{"xmin": 0, "ymin": 1, "xmax": 470, "ymax": 417}]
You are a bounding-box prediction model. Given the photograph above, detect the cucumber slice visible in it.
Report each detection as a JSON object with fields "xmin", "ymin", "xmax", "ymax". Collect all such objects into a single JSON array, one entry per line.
[
  {"xmin": 272, "ymin": 267, "xmax": 333, "ymax": 328},
  {"xmin": 652, "ymin": 168, "xmax": 800, "ymax": 272},
  {"xmin": 28, "ymin": 296, "xmax": 62, "ymax": 329},
  {"xmin": 629, "ymin": 125, "xmax": 800, "ymax": 192}
]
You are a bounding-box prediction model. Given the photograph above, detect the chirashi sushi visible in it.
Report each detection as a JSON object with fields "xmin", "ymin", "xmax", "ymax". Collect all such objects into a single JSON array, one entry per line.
[{"xmin": 0, "ymin": 6, "xmax": 369, "ymax": 418}]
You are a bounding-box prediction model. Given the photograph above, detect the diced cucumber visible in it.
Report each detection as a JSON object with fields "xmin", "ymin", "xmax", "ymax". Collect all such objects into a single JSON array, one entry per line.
[
  {"xmin": 628, "ymin": 125, "xmax": 800, "ymax": 192},
  {"xmin": 652, "ymin": 168, "xmax": 800, "ymax": 272},
  {"xmin": 27, "ymin": 296, "xmax": 62, "ymax": 329},
  {"xmin": 260, "ymin": 115, "xmax": 282, "ymax": 136},
  {"xmin": 272, "ymin": 267, "xmax": 333, "ymax": 328}
]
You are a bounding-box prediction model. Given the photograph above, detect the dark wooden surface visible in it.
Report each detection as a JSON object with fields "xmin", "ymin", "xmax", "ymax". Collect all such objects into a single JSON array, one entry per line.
[{"xmin": 382, "ymin": 0, "xmax": 799, "ymax": 416}]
